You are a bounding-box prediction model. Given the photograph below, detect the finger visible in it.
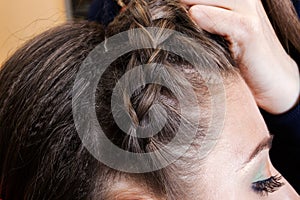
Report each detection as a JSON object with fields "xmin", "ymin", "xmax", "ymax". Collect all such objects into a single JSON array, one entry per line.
[
  {"xmin": 181, "ymin": 0, "xmax": 236, "ymax": 10},
  {"xmin": 189, "ymin": 5, "xmax": 246, "ymax": 41},
  {"xmin": 181, "ymin": 0, "xmax": 257, "ymax": 13}
]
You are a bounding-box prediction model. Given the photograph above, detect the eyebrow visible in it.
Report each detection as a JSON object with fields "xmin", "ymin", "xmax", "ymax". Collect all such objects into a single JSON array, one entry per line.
[{"xmin": 243, "ymin": 135, "xmax": 273, "ymax": 166}]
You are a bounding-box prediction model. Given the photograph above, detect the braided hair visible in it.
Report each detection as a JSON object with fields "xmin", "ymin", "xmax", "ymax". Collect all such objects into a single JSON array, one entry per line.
[{"xmin": 1, "ymin": 0, "xmax": 299, "ymax": 199}]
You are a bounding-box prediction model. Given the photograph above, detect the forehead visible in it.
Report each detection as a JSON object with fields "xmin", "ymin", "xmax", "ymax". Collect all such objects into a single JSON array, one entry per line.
[
  {"xmin": 225, "ymin": 77, "xmax": 268, "ymax": 145},
  {"xmin": 193, "ymin": 76, "xmax": 271, "ymax": 197},
  {"xmin": 207, "ymin": 76, "xmax": 269, "ymax": 170}
]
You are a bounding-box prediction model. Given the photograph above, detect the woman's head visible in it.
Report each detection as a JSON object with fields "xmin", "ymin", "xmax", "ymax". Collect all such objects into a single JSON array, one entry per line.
[{"xmin": 0, "ymin": 0, "xmax": 298, "ymax": 199}]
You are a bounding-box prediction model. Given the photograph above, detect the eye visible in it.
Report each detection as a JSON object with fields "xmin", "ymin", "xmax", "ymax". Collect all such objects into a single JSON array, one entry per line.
[{"xmin": 252, "ymin": 174, "xmax": 284, "ymax": 196}]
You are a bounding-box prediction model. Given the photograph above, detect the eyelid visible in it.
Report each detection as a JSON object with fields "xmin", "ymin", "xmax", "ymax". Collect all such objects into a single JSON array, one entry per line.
[{"xmin": 252, "ymin": 158, "xmax": 271, "ymax": 183}]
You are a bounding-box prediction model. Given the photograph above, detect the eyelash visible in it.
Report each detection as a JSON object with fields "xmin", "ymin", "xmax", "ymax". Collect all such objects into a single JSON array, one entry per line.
[{"xmin": 252, "ymin": 175, "xmax": 284, "ymax": 196}]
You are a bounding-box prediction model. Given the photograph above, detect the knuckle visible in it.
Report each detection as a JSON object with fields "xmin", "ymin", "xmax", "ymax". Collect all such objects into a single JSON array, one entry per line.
[{"xmin": 233, "ymin": 16, "xmax": 259, "ymax": 42}]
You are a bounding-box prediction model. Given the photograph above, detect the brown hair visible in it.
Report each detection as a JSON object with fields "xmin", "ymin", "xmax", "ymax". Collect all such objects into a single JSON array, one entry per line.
[
  {"xmin": 263, "ymin": 0, "xmax": 300, "ymax": 64},
  {"xmin": 0, "ymin": 0, "xmax": 298, "ymax": 199}
]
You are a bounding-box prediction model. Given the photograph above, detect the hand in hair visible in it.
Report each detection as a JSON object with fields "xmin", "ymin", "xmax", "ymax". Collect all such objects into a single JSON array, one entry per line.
[{"xmin": 182, "ymin": 0, "xmax": 300, "ymax": 114}]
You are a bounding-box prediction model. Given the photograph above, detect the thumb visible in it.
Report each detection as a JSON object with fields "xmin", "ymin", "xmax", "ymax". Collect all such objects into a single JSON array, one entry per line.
[{"xmin": 189, "ymin": 5, "xmax": 243, "ymax": 41}]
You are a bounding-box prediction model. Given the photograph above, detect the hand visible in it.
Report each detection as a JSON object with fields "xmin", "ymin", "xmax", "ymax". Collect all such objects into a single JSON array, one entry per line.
[{"xmin": 182, "ymin": 0, "xmax": 300, "ymax": 114}]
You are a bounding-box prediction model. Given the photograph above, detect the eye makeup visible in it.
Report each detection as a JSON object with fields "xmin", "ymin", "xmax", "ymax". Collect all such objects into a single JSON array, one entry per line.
[
  {"xmin": 252, "ymin": 158, "xmax": 269, "ymax": 183},
  {"xmin": 252, "ymin": 175, "xmax": 284, "ymax": 196},
  {"xmin": 250, "ymin": 151, "xmax": 284, "ymax": 196}
]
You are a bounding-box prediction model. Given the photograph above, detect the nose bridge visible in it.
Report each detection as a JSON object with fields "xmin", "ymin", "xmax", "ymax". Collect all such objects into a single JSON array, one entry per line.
[
  {"xmin": 270, "ymin": 161, "xmax": 299, "ymax": 198},
  {"xmin": 273, "ymin": 175, "xmax": 300, "ymax": 200}
]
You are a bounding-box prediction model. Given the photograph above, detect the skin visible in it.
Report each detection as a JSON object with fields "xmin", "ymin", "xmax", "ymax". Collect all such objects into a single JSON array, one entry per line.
[
  {"xmin": 106, "ymin": 177, "xmax": 161, "ymax": 200},
  {"xmin": 181, "ymin": 0, "xmax": 300, "ymax": 114},
  {"xmin": 107, "ymin": 77, "xmax": 299, "ymax": 199},
  {"xmin": 200, "ymin": 77, "xmax": 299, "ymax": 199}
]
